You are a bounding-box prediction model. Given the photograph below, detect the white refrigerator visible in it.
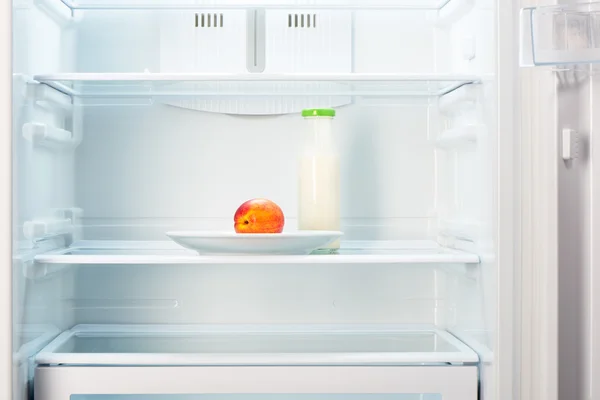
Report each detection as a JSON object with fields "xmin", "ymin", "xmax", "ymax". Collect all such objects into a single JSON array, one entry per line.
[{"xmin": 5, "ymin": 0, "xmax": 589, "ymax": 398}]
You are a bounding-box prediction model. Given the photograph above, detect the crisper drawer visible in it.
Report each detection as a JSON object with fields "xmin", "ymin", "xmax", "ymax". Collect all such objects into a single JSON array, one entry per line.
[
  {"xmin": 33, "ymin": 325, "xmax": 479, "ymax": 400},
  {"xmin": 35, "ymin": 367, "xmax": 478, "ymax": 400}
]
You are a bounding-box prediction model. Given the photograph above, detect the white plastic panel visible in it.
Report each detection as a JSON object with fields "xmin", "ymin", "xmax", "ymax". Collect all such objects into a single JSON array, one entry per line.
[
  {"xmin": 35, "ymin": 366, "xmax": 478, "ymax": 400},
  {"xmin": 69, "ymin": 6, "xmax": 457, "ymax": 77},
  {"xmin": 157, "ymin": 9, "xmax": 352, "ymax": 113},
  {"xmin": 264, "ymin": 10, "xmax": 351, "ymax": 73},
  {"xmin": 353, "ymin": 11, "xmax": 442, "ymax": 74},
  {"xmin": 159, "ymin": 11, "xmax": 247, "ymax": 73}
]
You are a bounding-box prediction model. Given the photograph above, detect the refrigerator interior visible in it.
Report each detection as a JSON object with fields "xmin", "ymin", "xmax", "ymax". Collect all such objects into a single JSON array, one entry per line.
[{"xmin": 12, "ymin": 0, "xmax": 499, "ymax": 399}]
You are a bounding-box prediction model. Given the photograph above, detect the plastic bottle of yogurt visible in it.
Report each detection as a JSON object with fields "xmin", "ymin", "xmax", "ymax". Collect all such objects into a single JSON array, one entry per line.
[{"xmin": 298, "ymin": 109, "xmax": 340, "ymax": 252}]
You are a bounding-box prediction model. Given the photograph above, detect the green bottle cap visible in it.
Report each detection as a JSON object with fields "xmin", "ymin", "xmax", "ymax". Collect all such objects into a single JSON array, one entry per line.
[{"xmin": 302, "ymin": 108, "xmax": 336, "ymax": 118}]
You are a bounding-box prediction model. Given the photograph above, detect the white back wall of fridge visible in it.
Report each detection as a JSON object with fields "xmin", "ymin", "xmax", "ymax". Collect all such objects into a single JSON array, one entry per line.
[{"xmin": 67, "ymin": 5, "xmax": 468, "ymax": 325}]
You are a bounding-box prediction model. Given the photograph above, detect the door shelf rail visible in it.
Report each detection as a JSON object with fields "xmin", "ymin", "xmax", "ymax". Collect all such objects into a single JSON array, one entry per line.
[
  {"xmin": 32, "ymin": 73, "xmax": 482, "ymax": 98},
  {"xmin": 32, "ymin": 240, "xmax": 481, "ymax": 265},
  {"xmin": 521, "ymin": 2, "xmax": 600, "ymax": 66}
]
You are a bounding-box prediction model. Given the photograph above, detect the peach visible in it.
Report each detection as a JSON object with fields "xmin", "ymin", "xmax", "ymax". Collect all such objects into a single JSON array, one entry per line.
[{"xmin": 234, "ymin": 199, "xmax": 285, "ymax": 234}]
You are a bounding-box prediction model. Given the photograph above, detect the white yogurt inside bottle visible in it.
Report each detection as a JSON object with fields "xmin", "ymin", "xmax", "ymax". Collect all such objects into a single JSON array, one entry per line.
[{"xmin": 298, "ymin": 108, "xmax": 340, "ymax": 252}]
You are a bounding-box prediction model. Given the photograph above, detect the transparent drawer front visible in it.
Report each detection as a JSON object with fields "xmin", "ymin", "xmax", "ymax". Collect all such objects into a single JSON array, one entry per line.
[
  {"xmin": 71, "ymin": 395, "xmax": 442, "ymax": 400},
  {"xmin": 521, "ymin": 3, "xmax": 600, "ymax": 66},
  {"xmin": 35, "ymin": 325, "xmax": 478, "ymax": 366},
  {"xmin": 35, "ymin": 365, "xmax": 478, "ymax": 400}
]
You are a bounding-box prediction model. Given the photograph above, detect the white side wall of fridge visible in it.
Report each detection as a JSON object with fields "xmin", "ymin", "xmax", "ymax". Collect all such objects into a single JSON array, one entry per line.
[
  {"xmin": 3, "ymin": 0, "xmax": 14, "ymax": 399},
  {"xmin": 6, "ymin": 0, "xmax": 557, "ymax": 399}
]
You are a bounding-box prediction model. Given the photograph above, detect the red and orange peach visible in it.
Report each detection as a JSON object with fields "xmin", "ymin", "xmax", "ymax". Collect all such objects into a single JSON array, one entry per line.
[{"xmin": 234, "ymin": 199, "xmax": 285, "ymax": 234}]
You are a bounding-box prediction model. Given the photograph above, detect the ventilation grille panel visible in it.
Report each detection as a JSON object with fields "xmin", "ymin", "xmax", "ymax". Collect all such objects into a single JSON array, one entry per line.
[
  {"xmin": 195, "ymin": 13, "xmax": 224, "ymax": 28},
  {"xmin": 288, "ymin": 13, "xmax": 317, "ymax": 28}
]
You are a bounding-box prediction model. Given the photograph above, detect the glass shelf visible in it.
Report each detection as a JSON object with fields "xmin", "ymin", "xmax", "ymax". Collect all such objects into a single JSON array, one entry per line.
[
  {"xmin": 70, "ymin": 396, "xmax": 444, "ymax": 400},
  {"xmin": 35, "ymin": 324, "xmax": 479, "ymax": 365},
  {"xmin": 57, "ymin": 0, "xmax": 453, "ymax": 10},
  {"xmin": 33, "ymin": 73, "xmax": 480, "ymax": 98},
  {"xmin": 521, "ymin": 2, "xmax": 600, "ymax": 66},
  {"xmin": 33, "ymin": 240, "xmax": 481, "ymax": 265}
]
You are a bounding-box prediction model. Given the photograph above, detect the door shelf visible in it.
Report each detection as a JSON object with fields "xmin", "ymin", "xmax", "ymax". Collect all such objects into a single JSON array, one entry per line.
[
  {"xmin": 33, "ymin": 240, "xmax": 481, "ymax": 265},
  {"xmin": 35, "ymin": 324, "xmax": 479, "ymax": 365},
  {"xmin": 56, "ymin": 0, "xmax": 454, "ymax": 10},
  {"xmin": 32, "ymin": 73, "xmax": 481, "ymax": 98},
  {"xmin": 521, "ymin": 2, "xmax": 600, "ymax": 66}
]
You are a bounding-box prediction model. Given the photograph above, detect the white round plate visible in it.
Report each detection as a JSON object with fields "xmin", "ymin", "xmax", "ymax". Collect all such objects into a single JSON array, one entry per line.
[{"xmin": 166, "ymin": 231, "xmax": 343, "ymax": 255}]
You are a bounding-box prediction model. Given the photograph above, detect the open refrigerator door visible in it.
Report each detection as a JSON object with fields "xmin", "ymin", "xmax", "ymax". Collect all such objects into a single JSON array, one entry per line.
[
  {"xmin": 511, "ymin": 0, "xmax": 600, "ymax": 399},
  {"xmin": 521, "ymin": 1, "xmax": 600, "ymax": 400}
]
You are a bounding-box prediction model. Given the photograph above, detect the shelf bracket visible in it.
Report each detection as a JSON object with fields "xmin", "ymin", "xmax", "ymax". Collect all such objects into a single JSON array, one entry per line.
[
  {"xmin": 22, "ymin": 122, "xmax": 80, "ymax": 150},
  {"xmin": 23, "ymin": 209, "xmax": 82, "ymax": 246},
  {"xmin": 23, "ymin": 259, "xmax": 69, "ymax": 280},
  {"xmin": 26, "ymin": 82, "xmax": 73, "ymax": 113},
  {"xmin": 32, "ymin": 0, "xmax": 74, "ymax": 27},
  {"xmin": 436, "ymin": 125, "xmax": 480, "ymax": 149},
  {"xmin": 438, "ymin": 84, "xmax": 478, "ymax": 114}
]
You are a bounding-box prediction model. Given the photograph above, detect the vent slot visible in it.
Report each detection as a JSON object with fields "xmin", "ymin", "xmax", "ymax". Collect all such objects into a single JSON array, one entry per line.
[
  {"xmin": 196, "ymin": 13, "xmax": 224, "ymax": 28},
  {"xmin": 288, "ymin": 13, "xmax": 317, "ymax": 28}
]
